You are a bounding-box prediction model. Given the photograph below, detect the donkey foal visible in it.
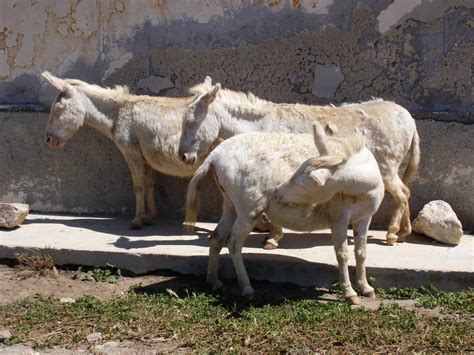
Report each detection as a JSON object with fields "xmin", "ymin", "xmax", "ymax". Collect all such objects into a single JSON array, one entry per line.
[{"xmin": 185, "ymin": 124, "xmax": 384, "ymax": 304}]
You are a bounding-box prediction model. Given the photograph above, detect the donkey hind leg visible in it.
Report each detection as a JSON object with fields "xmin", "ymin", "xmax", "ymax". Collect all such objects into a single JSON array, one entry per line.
[
  {"xmin": 383, "ymin": 174, "xmax": 411, "ymax": 245},
  {"xmin": 227, "ymin": 216, "xmax": 257, "ymax": 297},
  {"xmin": 398, "ymin": 184, "xmax": 412, "ymax": 238},
  {"xmin": 263, "ymin": 224, "xmax": 284, "ymax": 250},
  {"xmin": 207, "ymin": 195, "xmax": 236, "ymax": 291},
  {"xmin": 353, "ymin": 218, "xmax": 375, "ymax": 298},
  {"xmin": 143, "ymin": 165, "xmax": 157, "ymax": 226},
  {"xmin": 331, "ymin": 216, "xmax": 359, "ymax": 305}
]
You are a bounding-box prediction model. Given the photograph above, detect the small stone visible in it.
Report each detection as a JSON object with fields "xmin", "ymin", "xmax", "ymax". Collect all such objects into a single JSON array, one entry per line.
[
  {"xmin": 0, "ymin": 203, "xmax": 29, "ymax": 228},
  {"xmin": 59, "ymin": 297, "xmax": 75, "ymax": 303},
  {"xmin": 412, "ymin": 200, "xmax": 463, "ymax": 245},
  {"xmin": 93, "ymin": 341, "xmax": 119, "ymax": 351},
  {"xmin": 0, "ymin": 329, "xmax": 12, "ymax": 342},
  {"xmin": 86, "ymin": 332, "xmax": 102, "ymax": 343},
  {"xmin": 102, "ymin": 341, "xmax": 119, "ymax": 347}
]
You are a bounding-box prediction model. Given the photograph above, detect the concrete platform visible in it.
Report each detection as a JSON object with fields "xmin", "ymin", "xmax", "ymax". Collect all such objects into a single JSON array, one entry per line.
[{"xmin": 0, "ymin": 214, "xmax": 472, "ymax": 290}]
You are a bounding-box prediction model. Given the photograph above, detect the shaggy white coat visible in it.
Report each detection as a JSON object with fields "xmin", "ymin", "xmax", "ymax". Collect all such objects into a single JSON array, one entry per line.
[
  {"xmin": 179, "ymin": 77, "xmax": 419, "ymax": 245},
  {"xmin": 42, "ymin": 72, "xmax": 197, "ymax": 228},
  {"xmin": 185, "ymin": 125, "xmax": 384, "ymax": 304}
]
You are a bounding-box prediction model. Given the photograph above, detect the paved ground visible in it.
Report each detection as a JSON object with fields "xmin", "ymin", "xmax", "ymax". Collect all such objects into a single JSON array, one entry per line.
[{"xmin": 0, "ymin": 213, "xmax": 472, "ymax": 290}]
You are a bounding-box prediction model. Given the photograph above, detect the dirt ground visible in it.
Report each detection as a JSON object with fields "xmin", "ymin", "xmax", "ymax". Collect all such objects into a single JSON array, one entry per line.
[{"xmin": 0, "ymin": 262, "xmax": 454, "ymax": 354}]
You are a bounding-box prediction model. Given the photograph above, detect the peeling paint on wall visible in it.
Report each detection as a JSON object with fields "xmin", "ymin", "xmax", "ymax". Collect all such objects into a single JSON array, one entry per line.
[
  {"xmin": 377, "ymin": 0, "xmax": 474, "ymax": 34},
  {"xmin": 136, "ymin": 75, "xmax": 174, "ymax": 94},
  {"xmin": 312, "ymin": 64, "xmax": 345, "ymax": 98},
  {"xmin": 0, "ymin": 0, "xmax": 472, "ymax": 114}
]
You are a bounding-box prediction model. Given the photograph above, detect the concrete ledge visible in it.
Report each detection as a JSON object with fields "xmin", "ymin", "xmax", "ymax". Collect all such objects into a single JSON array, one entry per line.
[
  {"xmin": 1, "ymin": 111, "xmax": 473, "ymax": 229},
  {"xmin": 0, "ymin": 214, "xmax": 472, "ymax": 291}
]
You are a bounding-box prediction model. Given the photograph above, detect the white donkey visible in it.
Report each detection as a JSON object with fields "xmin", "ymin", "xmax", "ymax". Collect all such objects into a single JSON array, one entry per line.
[
  {"xmin": 185, "ymin": 124, "xmax": 384, "ymax": 304},
  {"xmin": 42, "ymin": 72, "xmax": 197, "ymax": 228},
  {"xmin": 179, "ymin": 77, "xmax": 419, "ymax": 246}
]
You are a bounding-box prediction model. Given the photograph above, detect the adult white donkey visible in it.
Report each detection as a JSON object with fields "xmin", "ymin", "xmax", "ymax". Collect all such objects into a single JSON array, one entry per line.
[
  {"xmin": 178, "ymin": 77, "xmax": 420, "ymax": 246},
  {"xmin": 185, "ymin": 124, "xmax": 384, "ymax": 304},
  {"xmin": 42, "ymin": 72, "xmax": 197, "ymax": 228}
]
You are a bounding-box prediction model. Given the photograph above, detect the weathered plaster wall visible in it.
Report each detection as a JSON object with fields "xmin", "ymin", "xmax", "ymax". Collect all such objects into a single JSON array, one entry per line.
[
  {"xmin": 1, "ymin": 0, "xmax": 473, "ymax": 228},
  {"xmin": 1, "ymin": 0, "xmax": 473, "ymax": 112},
  {"xmin": 1, "ymin": 110, "xmax": 473, "ymax": 229}
]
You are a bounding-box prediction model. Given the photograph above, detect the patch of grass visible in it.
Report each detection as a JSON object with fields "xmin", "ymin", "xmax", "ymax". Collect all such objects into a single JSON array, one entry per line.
[
  {"xmin": 76, "ymin": 264, "xmax": 122, "ymax": 283},
  {"xmin": 377, "ymin": 285, "xmax": 474, "ymax": 315},
  {"xmin": 15, "ymin": 251, "xmax": 57, "ymax": 278},
  {"xmin": 0, "ymin": 290, "xmax": 472, "ymax": 352}
]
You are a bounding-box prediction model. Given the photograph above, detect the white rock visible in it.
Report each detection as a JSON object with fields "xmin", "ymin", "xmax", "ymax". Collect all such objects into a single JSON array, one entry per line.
[
  {"xmin": 0, "ymin": 203, "xmax": 29, "ymax": 228},
  {"xmin": 93, "ymin": 341, "xmax": 119, "ymax": 351},
  {"xmin": 86, "ymin": 332, "xmax": 102, "ymax": 343},
  {"xmin": 412, "ymin": 200, "xmax": 463, "ymax": 245},
  {"xmin": 0, "ymin": 344, "xmax": 36, "ymax": 354},
  {"xmin": 0, "ymin": 329, "xmax": 12, "ymax": 342},
  {"xmin": 102, "ymin": 341, "xmax": 119, "ymax": 347},
  {"xmin": 59, "ymin": 297, "xmax": 76, "ymax": 304}
]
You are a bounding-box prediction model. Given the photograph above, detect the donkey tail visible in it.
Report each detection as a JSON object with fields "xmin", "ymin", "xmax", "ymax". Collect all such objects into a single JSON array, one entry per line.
[
  {"xmin": 184, "ymin": 158, "xmax": 213, "ymax": 231},
  {"xmin": 402, "ymin": 128, "xmax": 420, "ymax": 185}
]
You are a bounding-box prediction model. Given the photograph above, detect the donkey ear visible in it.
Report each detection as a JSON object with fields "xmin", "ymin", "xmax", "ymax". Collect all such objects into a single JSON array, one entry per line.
[
  {"xmin": 42, "ymin": 71, "xmax": 68, "ymax": 92},
  {"xmin": 309, "ymin": 168, "xmax": 331, "ymax": 186},
  {"xmin": 204, "ymin": 76, "xmax": 213, "ymax": 86},
  {"xmin": 312, "ymin": 123, "xmax": 330, "ymax": 155},
  {"xmin": 325, "ymin": 122, "xmax": 338, "ymax": 136},
  {"xmin": 198, "ymin": 83, "xmax": 221, "ymax": 107}
]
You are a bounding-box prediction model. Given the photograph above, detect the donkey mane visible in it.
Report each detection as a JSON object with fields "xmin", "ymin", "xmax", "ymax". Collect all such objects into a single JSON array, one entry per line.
[
  {"xmin": 339, "ymin": 97, "xmax": 384, "ymax": 107},
  {"xmin": 65, "ymin": 79, "xmax": 130, "ymax": 99},
  {"xmin": 189, "ymin": 82, "xmax": 271, "ymax": 110},
  {"xmin": 189, "ymin": 82, "xmax": 385, "ymax": 116}
]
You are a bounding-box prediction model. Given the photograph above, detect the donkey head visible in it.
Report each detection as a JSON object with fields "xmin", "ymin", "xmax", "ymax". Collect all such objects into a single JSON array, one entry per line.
[
  {"xmin": 42, "ymin": 72, "xmax": 87, "ymax": 149},
  {"xmin": 274, "ymin": 123, "xmax": 342, "ymax": 205},
  {"xmin": 179, "ymin": 77, "xmax": 221, "ymax": 165}
]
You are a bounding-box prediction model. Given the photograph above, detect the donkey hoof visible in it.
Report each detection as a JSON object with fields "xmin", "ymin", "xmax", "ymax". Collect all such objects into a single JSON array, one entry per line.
[
  {"xmin": 346, "ymin": 295, "xmax": 361, "ymax": 305},
  {"xmin": 386, "ymin": 233, "xmax": 398, "ymax": 246},
  {"xmin": 211, "ymin": 280, "xmax": 223, "ymax": 291},
  {"xmin": 129, "ymin": 222, "xmax": 142, "ymax": 230},
  {"xmin": 242, "ymin": 286, "xmax": 255, "ymax": 299},
  {"xmin": 263, "ymin": 239, "xmax": 278, "ymax": 250},
  {"xmin": 142, "ymin": 217, "xmax": 154, "ymax": 226},
  {"xmin": 363, "ymin": 291, "xmax": 376, "ymax": 299}
]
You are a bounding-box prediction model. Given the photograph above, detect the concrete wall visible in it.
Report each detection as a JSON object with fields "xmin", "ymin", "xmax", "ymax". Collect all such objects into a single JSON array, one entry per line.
[{"xmin": 1, "ymin": 0, "xmax": 473, "ymax": 229}]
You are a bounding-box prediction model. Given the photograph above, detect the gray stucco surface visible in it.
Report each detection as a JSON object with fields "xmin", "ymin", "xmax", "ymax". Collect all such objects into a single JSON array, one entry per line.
[{"xmin": 0, "ymin": 0, "xmax": 473, "ymax": 229}]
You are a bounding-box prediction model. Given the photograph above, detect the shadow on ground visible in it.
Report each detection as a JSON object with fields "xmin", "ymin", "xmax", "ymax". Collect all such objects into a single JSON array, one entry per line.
[
  {"xmin": 133, "ymin": 271, "xmax": 342, "ymax": 311},
  {"xmin": 22, "ymin": 215, "xmax": 439, "ymax": 250}
]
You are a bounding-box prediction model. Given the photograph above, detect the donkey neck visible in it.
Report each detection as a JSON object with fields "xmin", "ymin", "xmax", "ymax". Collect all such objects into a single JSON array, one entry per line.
[{"xmin": 81, "ymin": 92, "xmax": 119, "ymax": 140}]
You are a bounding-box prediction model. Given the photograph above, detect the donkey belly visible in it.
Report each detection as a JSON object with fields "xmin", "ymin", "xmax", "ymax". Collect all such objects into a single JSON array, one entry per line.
[
  {"xmin": 266, "ymin": 201, "xmax": 330, "ymax": 232},
  {"xmin": 142, "ymin": 145, "xmax": 195, "ymax": 178}
]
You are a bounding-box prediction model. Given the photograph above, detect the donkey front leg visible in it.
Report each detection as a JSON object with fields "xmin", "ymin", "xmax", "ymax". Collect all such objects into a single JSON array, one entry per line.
[
  {"xmin": 121, "ymin": 149, "xmax": 147, "ymax": 229},
  {"xmin": 331, "ymin": 217, "xmax": 359, "ymax": 305},
  {"xmin": 227, "ymin": 216, "xmax": 256, "ymax": 297},
  {"xmin": 353, "ymin": 218, "xmax": 375, "ymax": 298},
  {"xmin": 143, "ymin": 165, "xmax": 157, "ymax": 225}
]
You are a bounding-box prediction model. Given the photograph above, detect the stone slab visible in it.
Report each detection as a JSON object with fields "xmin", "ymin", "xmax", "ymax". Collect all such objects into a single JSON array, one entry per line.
[{"xmin": 0, "ymin": 214, "xmax": 472, "ymax": 291}]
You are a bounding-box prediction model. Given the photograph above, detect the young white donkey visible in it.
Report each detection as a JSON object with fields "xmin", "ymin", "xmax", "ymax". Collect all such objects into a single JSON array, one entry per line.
[
  {"xmin": 185, "ymin": 124, "xmax": 384, "ymax": 304},
  {"xmin": 42, "ymin": 72, "xmax": 197, "ymax": 228}
]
